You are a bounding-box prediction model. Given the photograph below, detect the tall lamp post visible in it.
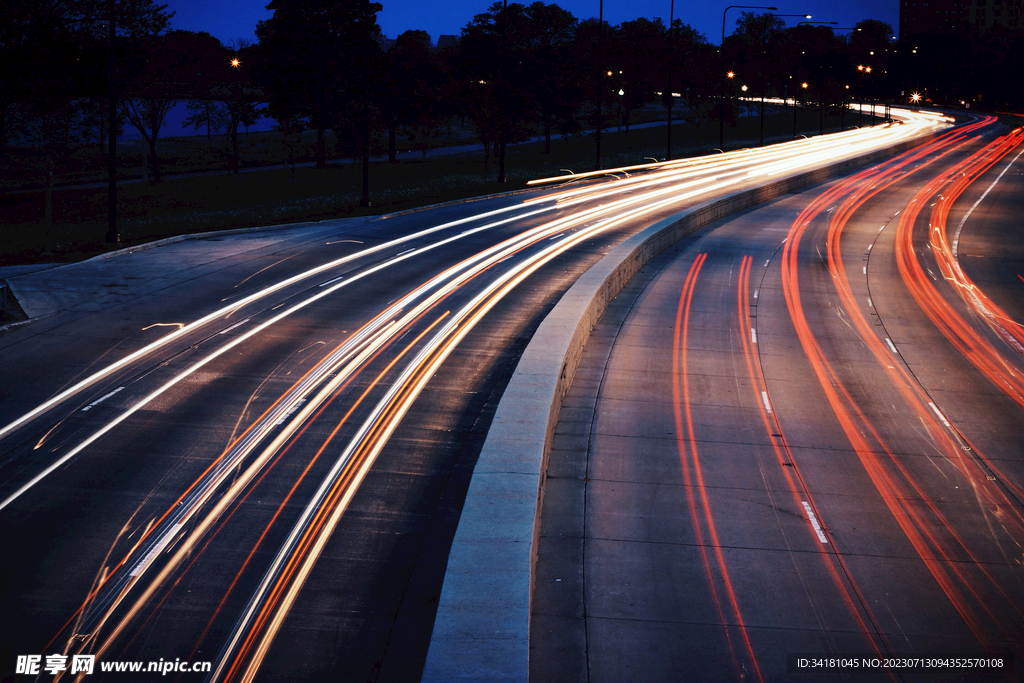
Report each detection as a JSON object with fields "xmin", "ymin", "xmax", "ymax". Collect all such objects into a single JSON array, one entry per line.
[
  {"xmin": 105, "ymin": 0, "xmax": 118, "ymax": 244},
  {"xmin": 823, "ymin": 28, "xmax": 858, "ymax": 134},
  {"xmin": 720, "ymin": 5, "xmax": 775, "ymax": 152},
  {"xmin": 499, "ymin": 0, "xmax": 508, "ymax": 183},
  {"xmin": 666, "ymin": 0, "xmax": 674, "ymax": 160},
  {"xmin": 595, "ymin": 0, "xmax": 604, "ymax": 170},
  {"xmin": 794, "ymin": 22, "xmax": 836, "ymax": 139},
  {"xmin": 760, "ymin": 14, "xmax": 812, "ymax": 146}
]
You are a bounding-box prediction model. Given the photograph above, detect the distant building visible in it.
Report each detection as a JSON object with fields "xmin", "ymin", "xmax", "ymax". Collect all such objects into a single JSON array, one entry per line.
[
  {"xmin": 900, "ymin": 0, "xmax": 1023, "ymax": 37},
  {"xmin": 969, "ymin": 0, "xmax": 1024, "ymax": 32},
  {"xmin": 436, "ymin": 35, "xmax": 458, "ymax": 50}
]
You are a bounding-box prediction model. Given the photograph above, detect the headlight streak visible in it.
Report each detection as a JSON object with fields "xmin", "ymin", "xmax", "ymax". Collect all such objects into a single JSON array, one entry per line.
[
  {"xmin": 0, "ymin": 200, "xmax": 557, "ymax": 445},
  {"xmin": 16, "ymin": 106, "xmax": 954, "ymax": 681},
  {"xmin": 55, "ymin": 162, "xmax": 743, "ymax": 676},
  {"xmin": 210, "ymin": 165, "xmax": 785, "ymax": 683},
  {"xmin": 5, "ymin": 113, "xmax": 937, "ymax": 514},
  {"xmin": 0, "ymin": 107, "xmax": 942, "ymax": 456}
]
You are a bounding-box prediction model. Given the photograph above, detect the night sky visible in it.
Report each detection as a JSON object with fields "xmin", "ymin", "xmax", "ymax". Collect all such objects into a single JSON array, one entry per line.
[{"xmin": 163, "ymin": 0, "xmax": 900, "ymax": 47}]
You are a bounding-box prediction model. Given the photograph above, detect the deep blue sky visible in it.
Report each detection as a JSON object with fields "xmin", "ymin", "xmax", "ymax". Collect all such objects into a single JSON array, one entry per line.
[{"xmin": 164, "ymin": 0, "xmax": 899, "ymax": 47}]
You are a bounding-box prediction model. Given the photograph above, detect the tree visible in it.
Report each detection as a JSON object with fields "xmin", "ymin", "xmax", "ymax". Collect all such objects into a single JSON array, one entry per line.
[
  {"xmin": 216, "ymin": 41, "xmax": 262, "ymax": 173},
  {"xmin": 184, "ymin": 100, "xmax": 227, "ymax": 139},
  {"xmin": 522, "ymin": 2, "xmax": 579, "ymax": 153},
  {"xmin": 381, "ymin": 30, "xmax": 447, "ymax": 161},
  {"xmin": 256, "ymin": 0, "xmax": 383, "ymax": 168}
]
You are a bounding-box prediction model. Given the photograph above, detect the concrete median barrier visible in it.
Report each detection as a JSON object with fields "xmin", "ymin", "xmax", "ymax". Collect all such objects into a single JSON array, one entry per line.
[{"xmin": 421, "ymin": 128, "xmax": 942, "ymax": 683}]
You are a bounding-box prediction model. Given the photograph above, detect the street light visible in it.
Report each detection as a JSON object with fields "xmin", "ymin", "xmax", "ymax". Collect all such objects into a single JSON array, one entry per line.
[
  {"xmin": 787, "ymin": 22, "xmax": 834, "ymax": 139},
  {"xmin": 759, "ymin": 13, "xmax": 813, "ymax": 146},
  {"xmin": 105, "ymin": 0, "xmax": 118, "ymax": 244},
  {"xmin": 595, "ymin": 0, "xmax": 604, "ymax": 170},
  {"xmin": 720, "ymin": 5, "xmax": 776, "ymax": 151},
  {"xmin": 666, "ymin": 0, "xmax": 675, "ymax": 160}
]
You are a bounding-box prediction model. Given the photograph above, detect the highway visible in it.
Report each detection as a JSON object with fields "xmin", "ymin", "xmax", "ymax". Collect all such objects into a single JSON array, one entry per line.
[
  {"xmin": 530, "ymin": 114, "xmax": 1024, "ymax": 681},
  {"xmin": 0, "ymin": 109, "xmax": 952, "ymax": 682}
]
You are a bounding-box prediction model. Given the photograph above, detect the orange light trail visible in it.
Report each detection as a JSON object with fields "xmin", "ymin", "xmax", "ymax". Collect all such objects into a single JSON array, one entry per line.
[{"xmin": 672, "ymin": 253, "xmax": 763, "ymax": 683}]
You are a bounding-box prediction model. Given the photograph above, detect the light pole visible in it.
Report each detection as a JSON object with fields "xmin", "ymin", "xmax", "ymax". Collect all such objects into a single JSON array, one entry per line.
[
  {"xmin": 105, "ymin": 0, "xmax": 118, "ymax": 244},
  {"xmin": 595, "ymin": 0, "xmax": 604, "ymax": 170},
  {"xmin": 499, "ymin": 0, "xmax": 508, "ymax": 183},
  {"xmin": 720, "ymin": 5, "xmax": 776, "ymax": 152},
  {"xmin": 666, "ymin": 0, "xmax": 674, "ymax": 160},
  {"xmin": 760, "ymin": 14, "xmax": 811, "ymax": 146},
  {"xmin": 793, "ymin": 22, "xmax": 836, "ymax": 138}
]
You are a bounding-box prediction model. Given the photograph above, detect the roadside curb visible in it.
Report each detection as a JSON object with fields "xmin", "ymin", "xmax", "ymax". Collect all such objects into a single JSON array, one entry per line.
[{"xmin": 421, "ymin": 128, "xmax": 943, "ymax": 682}]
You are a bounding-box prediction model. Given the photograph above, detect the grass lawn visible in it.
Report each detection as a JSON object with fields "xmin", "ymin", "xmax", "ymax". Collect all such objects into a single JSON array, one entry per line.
[{"xmin": 1, "ymin": 105, "xmax": 881, "ymax": 266}]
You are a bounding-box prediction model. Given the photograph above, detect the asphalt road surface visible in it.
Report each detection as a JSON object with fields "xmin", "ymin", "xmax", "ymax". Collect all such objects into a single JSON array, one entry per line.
[
  {"xmin": 530, "ymin": 116, "xmax": 1024, "ymax": 682},
  {"xmin": 0, "ymin": 115, "xmax": 950, "ymax": 683}
]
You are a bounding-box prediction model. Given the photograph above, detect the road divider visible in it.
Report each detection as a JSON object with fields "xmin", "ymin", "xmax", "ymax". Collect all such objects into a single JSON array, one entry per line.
[{"xmin": 422, "ymin": 125, "xmax": 945, "ymax": 683}]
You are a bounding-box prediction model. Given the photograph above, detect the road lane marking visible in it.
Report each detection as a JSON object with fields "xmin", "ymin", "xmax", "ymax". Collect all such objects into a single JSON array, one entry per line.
[
  {"xmin": 928, "ymin": 402, "xmax": 951, "ymax": 427},
  {"xmin": 761, "ymin": 391, "xmax": 772, "ymax": 414},
  {"xmin": 751, "ymin": 328, "xmax": 757, "ymax": 344},
  {"xmin": 952, "ymin": 145, "xmax": 1024, "ymax": 259},
  {"xmin": 218, "ymin": 318, "xmax": 251, "ymax": 334},
  {"xmin": 319, "ymin": 276, "xmax": 345, "ymax": 287},
  {"xmin": 82, "ymin": 387, "xmax": 125, "ymax": 412},
  {"xmin": 802, "ymin": 501, "xmax": 829, "ymax": 543},
  {"xmin": 274, "ymin": 399, "xmax": 307, "ymax": 426},
  {"xmin": 130, "ymin": 523, "xmax": 183, "ymax": 577},
  {"xmin": 885, "ymin": 337, "xmax": 898, "ymax": 354}
]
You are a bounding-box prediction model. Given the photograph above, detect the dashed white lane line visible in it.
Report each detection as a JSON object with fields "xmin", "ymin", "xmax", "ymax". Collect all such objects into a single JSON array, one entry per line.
[
  {"xmin": 928, "ymin": 402, "xmax": 952, "ymax": 428},
  {"xmin": 82, "ymin": 386, "xmax": 125, "ymax": 412},
  {"xmin": 130, "ymin": 523, "xmax": 184, "ymax": 577},
  {"xmin": 274, "ymin": 398, "xmax": 307, "ymax": 426},
  {"xmin": 802, "ymin": 501, "xmax": 829, "ymax": 543},
  {"xmin": 761, "ymin": 391, "xmax": 772, "ymax": 414},
  {"xmin": 751, "ymin": 328, "xmax": 757, "ymax": 344},
  {"xmin": 885, "ymin": 337, "xmax": 898, "ymax": 354},
  {"xmin": 218, "ymin": 318, "xmax": 251, "ymax": 335}
]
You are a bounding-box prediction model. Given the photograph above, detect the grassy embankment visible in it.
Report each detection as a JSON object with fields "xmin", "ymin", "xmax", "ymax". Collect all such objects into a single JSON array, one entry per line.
[{"xmin": 0, "ymin": 105, "xmax": 878, "ymax": 265}]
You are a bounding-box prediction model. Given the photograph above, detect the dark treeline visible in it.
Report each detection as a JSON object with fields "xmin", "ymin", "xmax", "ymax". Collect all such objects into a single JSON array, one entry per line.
[{"xmin": 3, "ymin": 0, "xmax": 1021, "ymax": 190}]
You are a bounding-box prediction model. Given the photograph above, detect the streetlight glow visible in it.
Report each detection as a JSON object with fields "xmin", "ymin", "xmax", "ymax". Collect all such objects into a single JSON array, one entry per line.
[
  {"xmin": 727, "ymin": 71, "xmax": 735, "ymax": 78},
  {"xmin": 231, "ymin": 58, "xmax": 240, "ymax": 68}
]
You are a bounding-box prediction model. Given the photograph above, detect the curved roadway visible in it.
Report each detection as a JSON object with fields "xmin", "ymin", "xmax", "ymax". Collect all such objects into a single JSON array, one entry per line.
[
  {"xmin": 0, "ymin": 111, "xmax": 948, "ymax": 682},
  {"xmin": 530, "ymin": 115, "xmax": 1024, "ymax": 681}
]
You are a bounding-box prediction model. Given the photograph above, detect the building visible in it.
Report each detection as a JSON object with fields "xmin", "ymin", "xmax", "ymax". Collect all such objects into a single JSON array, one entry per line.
[{"xmin": 900, "ymin": 0, "xmax": 1024, "ymax": 37}]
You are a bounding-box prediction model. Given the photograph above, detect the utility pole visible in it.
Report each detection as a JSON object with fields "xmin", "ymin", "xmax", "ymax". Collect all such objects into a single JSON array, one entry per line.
[
  {"xmin": 595, "ymin": 0, "xmax": 603, "ymax": 170},
  {"xmin": 105, "ymin": 0, "xmax": 118, "ymax": 244},
  {"xmin": 360, "ymin": 0, "xmax": 371, "ymax": 206},
  {"xmin": 666, "ymin": 0, "xmax": 674, "ymax": 160},
  {"xmin": 498, "ymin": 0, "xmax": 508, "ymax": 183}
]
